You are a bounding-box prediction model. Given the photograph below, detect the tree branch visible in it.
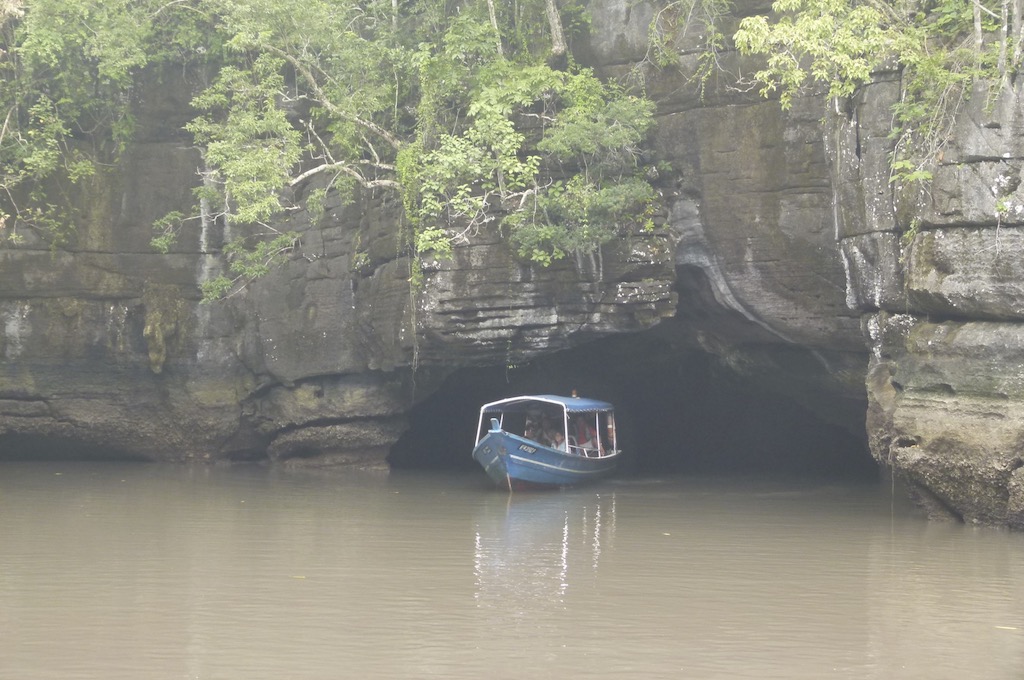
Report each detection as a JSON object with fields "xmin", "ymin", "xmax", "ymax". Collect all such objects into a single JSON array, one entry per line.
[
  {"xmin": 289, "ymin": 161, "xmax": 400, "ymax": 190},
  {"xmin": 264, "ymin": 45, "xmax": 402, "ymax": 151}
]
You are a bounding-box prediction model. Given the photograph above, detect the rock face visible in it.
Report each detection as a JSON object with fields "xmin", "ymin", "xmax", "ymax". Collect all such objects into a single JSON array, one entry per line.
[
  {"xmin": 1, "ymin": 1, "xmax": 1022, "ymax": 529},
  {"xmin": 0, "ymin": 56, "xmax": 679, "ymax": 469},
  {"xmin": 587, "ymin": 0, "xmax": 869, "ymax": 434},
  {"xmin": 833, "ymin": 72, "xmax": 1024, "ymax": 528}
]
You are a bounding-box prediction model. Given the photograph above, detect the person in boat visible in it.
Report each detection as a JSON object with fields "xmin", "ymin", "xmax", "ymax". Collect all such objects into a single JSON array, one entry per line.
[
  {"xmin": 551, "ymin": 430, "xmax": 567, "ymax": 452},
  {"xmin": 540, "ymin": 416, "xmax": 560, "ymax": 448},
  {"xmin": 574, "ymin": 416, "xmax": 600, "ymax": 455}
]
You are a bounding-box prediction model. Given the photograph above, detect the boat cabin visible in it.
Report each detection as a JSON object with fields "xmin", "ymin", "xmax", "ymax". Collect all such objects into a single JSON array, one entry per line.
[{"xmin": 475, "ymin": 395, "xmax": 618, "ymax": 458}]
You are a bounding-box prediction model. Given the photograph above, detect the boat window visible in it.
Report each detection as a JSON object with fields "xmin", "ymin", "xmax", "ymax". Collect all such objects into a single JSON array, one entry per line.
[{"xmin": 503, "ymin": 413, "xmax": 528, "ymax": 437}]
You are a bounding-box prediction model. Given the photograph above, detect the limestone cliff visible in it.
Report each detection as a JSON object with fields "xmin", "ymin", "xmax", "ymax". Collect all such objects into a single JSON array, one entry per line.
[
  {"xmin": 1, "ymin": 1, "xmax": 1022, "ymax": 530},
  {"xmin": 833, "ymin": 71, "xmax": 1024, "ymax": 528}
]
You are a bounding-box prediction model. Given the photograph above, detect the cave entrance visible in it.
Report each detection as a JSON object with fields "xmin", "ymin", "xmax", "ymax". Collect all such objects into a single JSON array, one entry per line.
[{"xmin": 389, "ymin": 329, "xmax": 879, "ymax": 481}]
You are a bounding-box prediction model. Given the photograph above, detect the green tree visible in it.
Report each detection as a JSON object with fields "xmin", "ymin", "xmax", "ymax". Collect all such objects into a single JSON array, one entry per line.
[
  {"xmin": 2, "ymin": 0, "xmax": 658, "ymax": 298},
  {"xmin": 0, "ymin": 0, "xmax": 210, "ymax": 245},
  {"xmin": 731, "ymin": 0, "xmax": 1010, "ymax": 184}
]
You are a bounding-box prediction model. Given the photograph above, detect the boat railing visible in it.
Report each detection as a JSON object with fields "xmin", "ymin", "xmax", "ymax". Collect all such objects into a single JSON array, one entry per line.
[{"xmin": 568, "ymin": 444, "xmax": 603, "ymax": 458}]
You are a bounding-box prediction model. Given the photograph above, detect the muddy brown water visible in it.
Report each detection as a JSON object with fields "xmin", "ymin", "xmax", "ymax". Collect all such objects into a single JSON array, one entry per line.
[{"xmin": 1, "ymin": 462, "xmax": 1022, "ymax": 679}]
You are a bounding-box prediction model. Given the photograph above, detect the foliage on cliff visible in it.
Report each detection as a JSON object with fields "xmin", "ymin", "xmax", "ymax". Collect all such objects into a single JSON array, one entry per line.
[
  {"xmin": 730, "ymin": 0, "xmax": 1019, "ymax": 182},
  {"xmin": 646, "ymin": 0, "xmax": 1016, "ymax": 188},
  {"xmin": 1, "ymin": 0, "xmax": 656, "ymax": 298}
]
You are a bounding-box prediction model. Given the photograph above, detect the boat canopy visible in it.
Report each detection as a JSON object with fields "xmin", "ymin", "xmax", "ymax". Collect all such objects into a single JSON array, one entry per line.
[{"xmin": 480, "ymin": 394, "xmax": 614, "ymax": 415}]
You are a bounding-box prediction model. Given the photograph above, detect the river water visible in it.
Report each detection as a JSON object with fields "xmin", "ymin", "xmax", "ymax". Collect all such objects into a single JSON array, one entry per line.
[{"xmin": 1, "ymin": 462, "xmax": 1022, "ymax": 679}]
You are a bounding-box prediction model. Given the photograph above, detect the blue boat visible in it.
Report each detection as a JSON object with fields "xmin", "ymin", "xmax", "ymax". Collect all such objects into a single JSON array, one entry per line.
[{"xmin": 472, "ymin": 394, "xmax": 621, "ymax": 490}]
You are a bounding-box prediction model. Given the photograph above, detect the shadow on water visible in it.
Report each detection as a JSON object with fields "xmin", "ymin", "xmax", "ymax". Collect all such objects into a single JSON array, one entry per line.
[{"xmin": 0, "ymin": 434, "xmax": 146, "ymax": 462}]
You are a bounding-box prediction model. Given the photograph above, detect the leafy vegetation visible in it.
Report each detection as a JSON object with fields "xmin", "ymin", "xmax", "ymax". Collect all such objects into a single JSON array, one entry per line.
[
  {"xmin": 643, "ymin": 0, "xmax": 1016, "ymax": 192},
  {"xmin": 0, "ymin": 0, "xmax": 212, "ymax": 245},
  {"xmin": 730, "ymin": 0, "xmax": 1015, "ymax": 184},
  {"xmin": 2, "ymin": 0, "xmax": 657, "ymax": 298},
  {"xmin": 642, "ymin": 0, "xmax": 735, "ymax": 101},
  {"xmin": 4, "ymin": 0, "xmax": 1018, "ymax": 295}
]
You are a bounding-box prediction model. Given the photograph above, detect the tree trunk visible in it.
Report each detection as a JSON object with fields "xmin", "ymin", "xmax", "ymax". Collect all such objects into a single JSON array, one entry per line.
[
  {"xmin": 486, "ymin": 0, "xmax": 504, "ymax": 58},
  {"xmin": 1014, "ymin": 0, "xmax": 1024, "ymax": 74},
  {"xmin": 974, "ymin": 0, "xmax": 984, "ymax": 61},
  {"xmin": 544, "ymin": 0, "xmax": 568, "ymax": 69},
  {"xmin": 999, "ymin": 0, "xmax": 1008, "ymax": 79}
]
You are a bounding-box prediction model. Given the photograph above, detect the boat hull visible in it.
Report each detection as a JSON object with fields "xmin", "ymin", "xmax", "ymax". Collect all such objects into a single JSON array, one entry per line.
[{"xmin": 472, "ymin": 431, "xmax": 619, "ymax": 490}]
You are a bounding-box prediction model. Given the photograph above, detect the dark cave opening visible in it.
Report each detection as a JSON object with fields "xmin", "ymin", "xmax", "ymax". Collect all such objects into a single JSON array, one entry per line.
[{"xmin": 389, "ymin": 331, "xmax": 879, "ymax": 481}]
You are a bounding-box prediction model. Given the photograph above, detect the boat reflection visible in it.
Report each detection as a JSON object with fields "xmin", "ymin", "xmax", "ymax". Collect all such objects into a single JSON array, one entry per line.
[{"xmin": 472, "ymin": 490, "xmax": 616, "ymax": 617}]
